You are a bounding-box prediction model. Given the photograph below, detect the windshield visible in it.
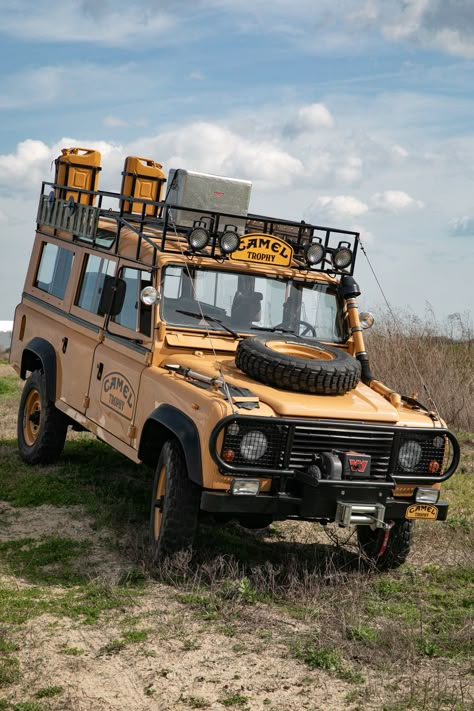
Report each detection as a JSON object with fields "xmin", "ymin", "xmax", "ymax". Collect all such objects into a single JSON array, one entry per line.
[{"xmin": 161, "ymin": 266, "xmax": 347, "ymax": 342}]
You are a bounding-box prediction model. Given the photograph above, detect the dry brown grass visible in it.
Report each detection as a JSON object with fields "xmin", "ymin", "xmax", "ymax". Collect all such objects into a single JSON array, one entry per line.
[{"xmin": 365, "ymin": 308, "xmax": 473, "ymax": 431}]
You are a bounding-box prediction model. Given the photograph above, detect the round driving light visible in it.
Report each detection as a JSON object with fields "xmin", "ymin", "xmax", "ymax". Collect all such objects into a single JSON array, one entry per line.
[
  {"xmin": 433, "ymin": 435, "xmax": 445, "ymax": 449},
  {"xmin": 140, "ymin": 286, "xmax": 159, "ymax": 306},
  {"xmin": 306, "ymin": 242, "xmax": 325, "ymax": 266},
  {"xmin": 220, "ymin": 231, "xmax": 240, "ymax": 254},
  {"xmin": 398, "ymin": 441, "xmax": 423, "ymax": 471},
  {"xmin": 227, "ymin": 423, "xmax": 240, "ymax": 436},
  {"xmin": 188, "ymin": 227, "xmax": 210, "ymax": 251},
  {"xmin": 359, "ymin": 312, "xmax": 375, "ymax": 330},
  {"xmin": 240, "ymin": 431, "xmax": 268, "ymax": 461},
  {"xmin": 332, "ymin": 247, "xmax": 353, "ymax": 269}
]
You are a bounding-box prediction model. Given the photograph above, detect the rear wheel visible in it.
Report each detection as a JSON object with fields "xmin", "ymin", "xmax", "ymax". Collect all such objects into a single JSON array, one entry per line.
[
  {"xmin": 357, "ymin": 520, "xmax": 413, "ymax": 570},
  {"xmin": 150, "ymin": 439, "xmax": 201, "ymax": 561},
  {"xmin": 17, "ymin": 370, "xmax": 68, "ymax": 465}
]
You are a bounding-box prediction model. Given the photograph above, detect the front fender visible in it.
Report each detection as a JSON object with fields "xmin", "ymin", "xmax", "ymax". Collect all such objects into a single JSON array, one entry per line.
[{"xmin": 139, "ymin": 404, "xmax": 203, "ymax": 486}]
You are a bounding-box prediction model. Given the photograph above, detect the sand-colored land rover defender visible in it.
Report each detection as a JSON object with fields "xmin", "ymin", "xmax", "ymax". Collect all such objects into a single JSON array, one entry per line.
[{"xmin": 10, "ymin": 148, "xmax": 460, "ymax": 568}]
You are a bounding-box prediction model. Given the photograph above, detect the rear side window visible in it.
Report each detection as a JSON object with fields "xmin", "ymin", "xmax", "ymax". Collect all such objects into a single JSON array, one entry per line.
[
  {"xmin": 35, "ymin": 243, "xmax": 74, "ymax": 299},
  {"xmin": 76, "ymin": 254, "xmax": 115, "ymax": 314}
]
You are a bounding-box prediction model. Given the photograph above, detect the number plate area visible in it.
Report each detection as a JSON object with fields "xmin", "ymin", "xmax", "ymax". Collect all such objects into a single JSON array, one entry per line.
[{"xmin": 406, "ymin": 504, "xmax": 439, "ymax": 520}]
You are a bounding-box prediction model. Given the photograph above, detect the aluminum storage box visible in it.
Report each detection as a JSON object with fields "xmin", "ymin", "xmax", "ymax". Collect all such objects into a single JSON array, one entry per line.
[{"xmin": 166, "ymin": 169, "xmax": 252, "ymax": 234}]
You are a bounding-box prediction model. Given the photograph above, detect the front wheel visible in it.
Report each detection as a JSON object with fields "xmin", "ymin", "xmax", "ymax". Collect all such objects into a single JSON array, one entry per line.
[
  {"xmin": 17, "ymin": 370, "xmax": 68, "ymax": 465},
  {"xmin": 150, "ymin": 439, "xmax": 201, "ymax": 561},
  {"xmin": 357, "ymin": 520, "xmax": 413, "ymax": 570}
]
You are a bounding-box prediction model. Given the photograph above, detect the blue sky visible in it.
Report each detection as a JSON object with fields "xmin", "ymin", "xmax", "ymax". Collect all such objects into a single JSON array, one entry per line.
[{"xmin": 0, "ymin": 0, "xmax": 473, "ymax": 324}]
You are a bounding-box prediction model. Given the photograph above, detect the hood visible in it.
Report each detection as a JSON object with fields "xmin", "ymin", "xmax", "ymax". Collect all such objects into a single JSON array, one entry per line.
[{"xmin": 161, "ymin": 353, "xmax": 406, "ymax": 424}]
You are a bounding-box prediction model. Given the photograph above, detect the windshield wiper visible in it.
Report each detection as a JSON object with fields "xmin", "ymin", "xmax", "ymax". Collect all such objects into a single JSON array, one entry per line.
[
  {"xmin": 250, "ymin": 325, "xmax": 299, "ymax": 336},
  {"xmin": 176, "ymin": 309, "xmax": 240, "ymax": 339}
]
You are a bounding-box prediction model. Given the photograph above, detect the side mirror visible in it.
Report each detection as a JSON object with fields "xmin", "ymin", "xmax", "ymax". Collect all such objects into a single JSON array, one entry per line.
[{"xmin": 98, "ymin": 275, "xmax": 126, "ymax": 317}]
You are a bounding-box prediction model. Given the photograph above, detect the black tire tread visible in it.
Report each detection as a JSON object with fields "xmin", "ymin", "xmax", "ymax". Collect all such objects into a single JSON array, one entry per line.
[
  {"xmin": 236, "ymin": 336, "xmax": 360, "ymax": 395},
  {"xmin": 357, "ymin": 520, "xmax": 413, "ymax": 570},
  {"xmin": 17, "ymin": 370, "xmax": 68, "ymax": 465},
  {"xmin": 150, "ymin": 439, "xmax": 201, "ymax": 559}
]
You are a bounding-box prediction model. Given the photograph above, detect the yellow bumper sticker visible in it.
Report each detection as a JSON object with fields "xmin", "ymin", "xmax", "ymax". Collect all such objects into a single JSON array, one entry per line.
[
  {"xmin": 229, "ymin": 233, "xmax": 294, "ymax": 267},
  {"xmin": 406, "ymin": 504, "xmax": 438, "ymax": 520}
]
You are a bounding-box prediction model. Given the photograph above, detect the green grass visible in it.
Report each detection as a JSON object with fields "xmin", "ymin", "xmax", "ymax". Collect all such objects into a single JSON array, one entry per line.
[
  {"xmin": 0, "ymin": 655, "xmax": 21, "ymax": 686},
  {"xmin": 289, "ymin": 640, "xmax": 343, "ymax": 672},
  {"xmin": 220, "ymin": 693, "xmax": 249, "ymax": 707},
  {"xmin": 34, "ymin": 686, "xmax": 63, "ymax": 699},
  {"xmin": 0, "ymin": 377, "xmax": 19, "ymax": 398},
  {"xmin": 98, "ymin": 628, "xmax": 150, "ymax": 655},
  {"xmin": 0, "ymin": 438, "xmax": 150, "ymax": 531},
  {"xmin": 366, "ymin": 564, "xmax": 473, "ymax": 659},
  {"xmin": 0, "ymin": 580, "xmax": 143, "ymax": 627},
  {"xmin": 0, "ymin": 536, "xmax": 92, "ymax": 585}
]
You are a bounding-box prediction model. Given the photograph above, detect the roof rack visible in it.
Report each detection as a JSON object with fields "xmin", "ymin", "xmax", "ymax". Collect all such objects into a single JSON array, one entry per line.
[{"xmin": 37, "ymin": 181, "xmax": 360, "ymax": 275}]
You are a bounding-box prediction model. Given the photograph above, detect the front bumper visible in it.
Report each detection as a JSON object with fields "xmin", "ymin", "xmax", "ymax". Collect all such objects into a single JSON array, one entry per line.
[{"xmin": 201, "ymin": 483, "xmax": 449, "ymax": 522}]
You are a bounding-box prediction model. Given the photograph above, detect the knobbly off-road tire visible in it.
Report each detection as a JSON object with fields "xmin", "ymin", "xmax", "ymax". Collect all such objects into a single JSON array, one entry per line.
[
  {"xmin": 357, "ymin": 520, "xmax": 413, "ymax": 570},
  {"xmin": 17, "ymin": 370, "xmax": 68, "ymax": 465},
  {"xmin": 150, "ymin": 439, "xmax": 201, "ymax": 561},
  {"xmin": 236, "ymin": 336, "xmax": 361, "ymax": 395}
]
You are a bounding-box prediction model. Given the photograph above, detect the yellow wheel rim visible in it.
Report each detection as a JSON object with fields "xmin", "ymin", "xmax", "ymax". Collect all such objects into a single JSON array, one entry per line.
[
  {"xmin": 153, "ymin": 465, "xmax": 166, "ymax": 540},
  {"xmin": 23, "ymin": 389, "xmax": 42, "ymax": 446},
  {"xmin": 266, "ymin": 340, "xmax": 335, "ymax": 361}
]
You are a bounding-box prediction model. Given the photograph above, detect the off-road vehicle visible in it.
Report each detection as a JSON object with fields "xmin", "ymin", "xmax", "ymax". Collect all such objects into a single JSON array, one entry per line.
[{"xmin": 10, "ymin": 148, "xmax": 460, "ymax": 569}]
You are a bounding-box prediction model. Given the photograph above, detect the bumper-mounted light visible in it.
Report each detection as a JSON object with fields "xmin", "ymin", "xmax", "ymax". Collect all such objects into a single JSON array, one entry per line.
[
  {"xmin": 230, "ymin": 479, "xmax": 261, "ymax": 496},
  {"xmin": 415, "ymin": 487, "xmax": 440, "ymax": 504}
]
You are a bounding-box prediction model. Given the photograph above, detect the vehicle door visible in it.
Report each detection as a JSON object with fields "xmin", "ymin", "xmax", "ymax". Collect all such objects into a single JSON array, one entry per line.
[
  {"xmin": 86, "ymin": 263, "xmax": 154, "ymax": 446},
  {"xmin": 61, "ymin": 249, "xmax": 118, "ymax": 414}
]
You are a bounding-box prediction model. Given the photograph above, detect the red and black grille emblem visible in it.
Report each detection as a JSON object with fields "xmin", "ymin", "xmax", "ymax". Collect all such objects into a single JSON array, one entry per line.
[{"xmin": 339, "ymin": 451, "xmax": 371, "ymax": 478}]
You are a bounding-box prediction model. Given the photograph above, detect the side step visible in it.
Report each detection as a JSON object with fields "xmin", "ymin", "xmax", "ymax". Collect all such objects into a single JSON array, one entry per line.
[{"xmin": 335, "ymin": 502, "xmax": 386, "ymax": 528}]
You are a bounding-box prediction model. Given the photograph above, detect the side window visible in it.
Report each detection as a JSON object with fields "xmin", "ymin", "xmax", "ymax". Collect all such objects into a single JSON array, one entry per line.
[
  {"xmin": 35, "ymin": 243, "xmax": 74, "ymax": 299},
  {"xmin": 114, "ymin": 268, "xmax": 152, "ymax": 335},
  {"xmin": 76, "ymin": 254, "xmax": 115, "ymax": 314}
]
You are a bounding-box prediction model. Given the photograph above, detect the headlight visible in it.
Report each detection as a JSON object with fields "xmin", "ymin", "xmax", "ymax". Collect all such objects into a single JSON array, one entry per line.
[
  {"xmin": 398, "ymin": 441, "xmax": 423, "ymax": 470},
  {"xmin": 240, "ymin": 431, "xmax": 268, "ymax": 461}
]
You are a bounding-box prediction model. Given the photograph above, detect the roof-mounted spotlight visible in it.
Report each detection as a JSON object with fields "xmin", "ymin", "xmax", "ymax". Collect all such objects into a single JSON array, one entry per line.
[
  {"xmin": 188, "ymin": 221, "xmax": 210, "ymax": 252},
  {"xmin": 305, "ymin": 239, "xmax": 325, "ymax": 267},
  {"xmin": 332, "ymin": 241, "xmax": 353, "ymax": 270},
  {"xmin": 220, "ymin": 228, "xmax": 241, "ymax": 255}
]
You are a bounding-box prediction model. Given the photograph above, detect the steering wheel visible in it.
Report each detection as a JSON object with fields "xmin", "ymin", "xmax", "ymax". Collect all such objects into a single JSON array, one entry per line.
[{"xmin": 274, "ymin": 321, "xmax": 316, "ymax": 337}]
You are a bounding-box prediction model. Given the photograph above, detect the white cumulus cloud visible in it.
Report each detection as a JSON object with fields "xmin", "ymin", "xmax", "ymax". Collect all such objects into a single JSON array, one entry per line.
[
  {"xmin": 370, "ymin": 190, "xmax": 424, "ymax": 212},
  {"xmin": 307, "ymin": 195, "xmax": 369, "ymax": 221},
  {"xmin": 293, "ymin": 103, "xmax": 335, "ymax": 132}
]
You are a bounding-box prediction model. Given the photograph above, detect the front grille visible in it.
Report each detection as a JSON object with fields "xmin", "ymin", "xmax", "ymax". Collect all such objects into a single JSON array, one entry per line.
[
  {"xmin": 289, "ymin": 422, "xmax": 394, "ymax": 478},
  {"xmin": 213, "ymin": 416, "xmax": 456, "ymax": 483}
]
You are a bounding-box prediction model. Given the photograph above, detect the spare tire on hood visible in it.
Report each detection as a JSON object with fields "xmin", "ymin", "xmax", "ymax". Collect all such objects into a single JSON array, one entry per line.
[{"xmin": 235, "ymin": 335, "xmax": 360, "ymax": 395}]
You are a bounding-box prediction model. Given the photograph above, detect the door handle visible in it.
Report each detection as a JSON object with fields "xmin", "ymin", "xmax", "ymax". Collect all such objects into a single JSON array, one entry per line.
[
  {"xmin": 97, "ymin": 362, "xmax": 104, "ymax": 380},
  {"xmin": 62, "ymin": 337, "xmax": 68, "ymax": 354}
]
